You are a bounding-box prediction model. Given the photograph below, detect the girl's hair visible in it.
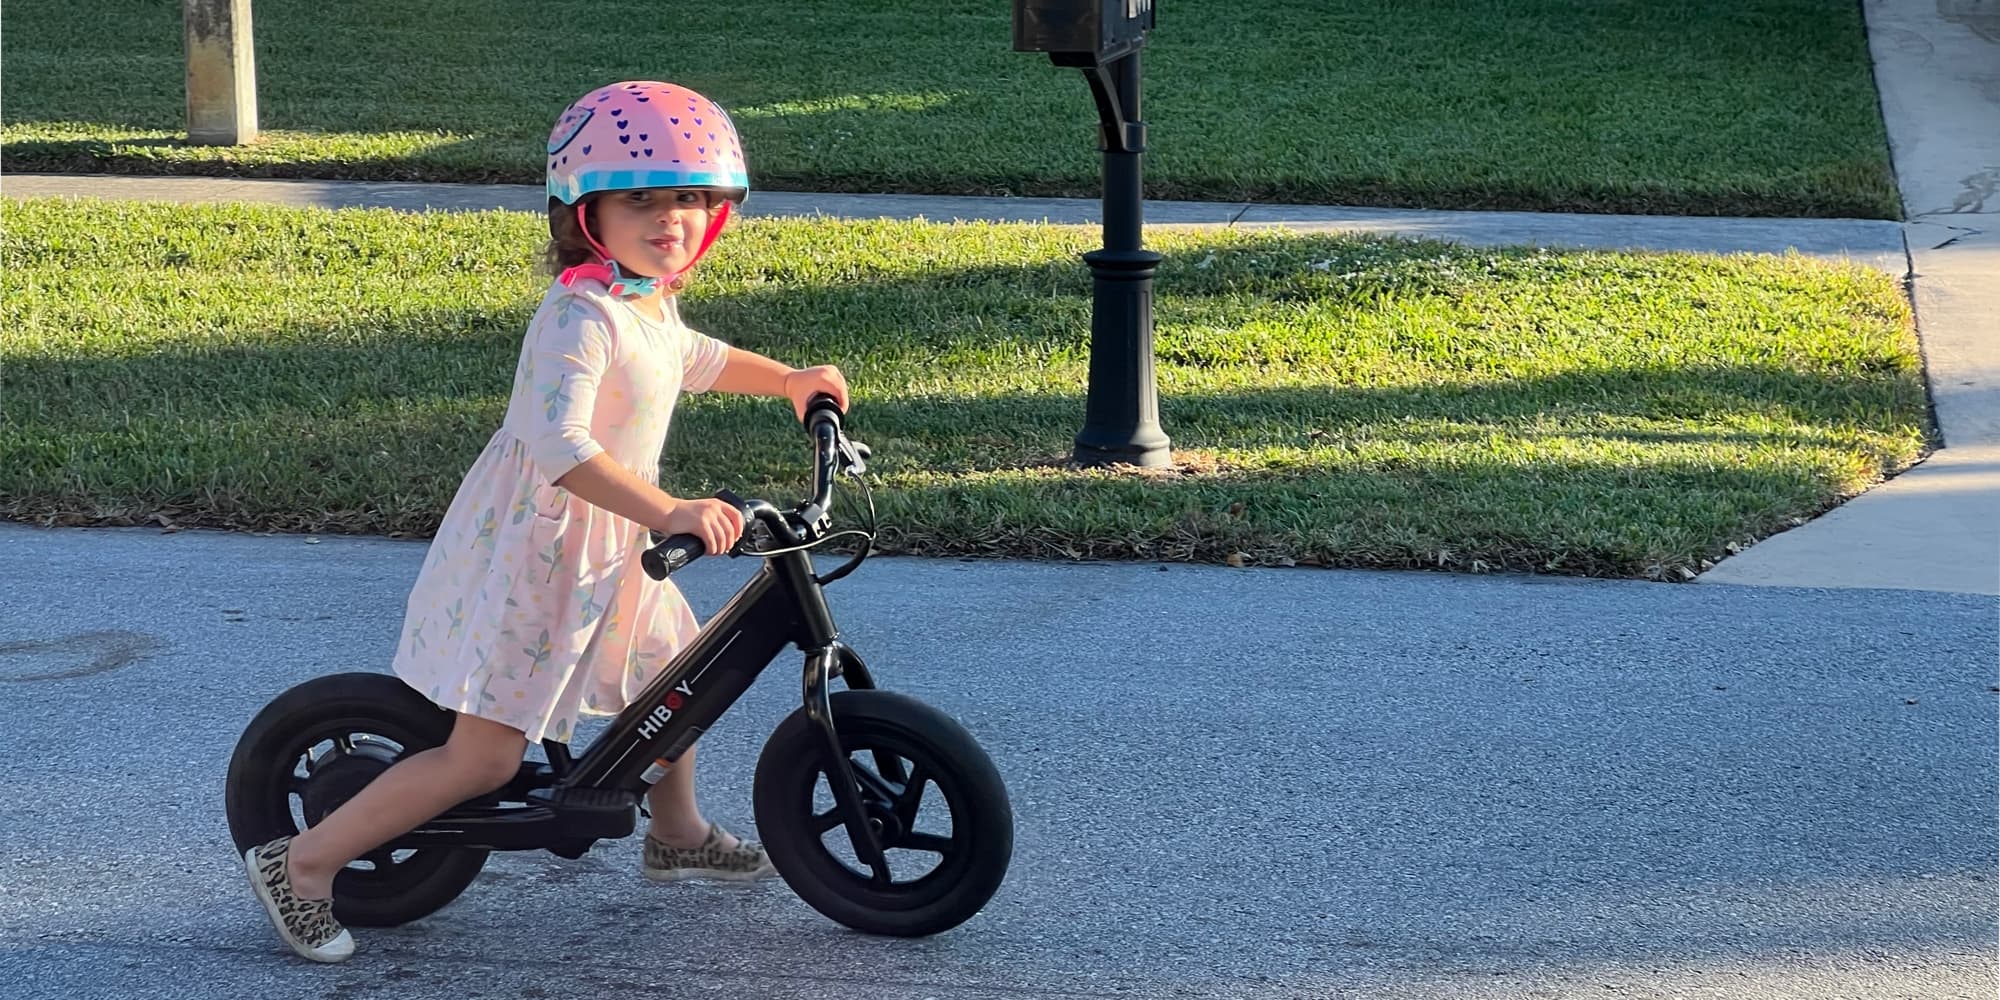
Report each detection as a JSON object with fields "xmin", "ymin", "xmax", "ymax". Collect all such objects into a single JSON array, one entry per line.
[
  {"xmin": 541, "ymin": 194, "xmax": 696, "ymax": 292},
  {"xmin": 542, "ymin": 196, "xmax": 601, "ymax": 276}
]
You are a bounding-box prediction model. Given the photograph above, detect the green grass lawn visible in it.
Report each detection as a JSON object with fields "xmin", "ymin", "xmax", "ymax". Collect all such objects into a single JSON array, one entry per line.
[
  {"xmin": 0, "ymin": 198, "xmax": 1928, "ymax": 579},
  {"xmin": 1, "ymin": 0, "xmax": 1897, "ymax": 218}
]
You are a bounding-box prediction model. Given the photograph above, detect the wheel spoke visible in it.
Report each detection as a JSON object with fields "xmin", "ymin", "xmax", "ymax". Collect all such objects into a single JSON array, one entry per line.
[
  {"xmin": 830, "ymin": 767, "xmax": 896, "ymax": 883},
  {"xmin": 846, "ymin": 759, "xmax": 899, "ymax": 806},
  {"xmin": 811, "ymin": 808, "xmax": 843, "ymax": 835},
  {"xmin": 333, "ymin": 734, "xmax": 355, "ymax": 754},
  {"xmin": 893, "ymin": 764, "xmax": 930, "ymax": 827},
  {"xmin": 900, "ymin": 832, "xmax": 956, "ymax": 857},
  {"xmin": 871, "ymin": 749, "xmax": 909, "ymax": 785},
  {"xmin": 360, "ymin": 848, "xmax": 396, "ymax": 868},
  {"xmin": 866, "ymin": 853, "xmax": 894, "ymax": 886}
]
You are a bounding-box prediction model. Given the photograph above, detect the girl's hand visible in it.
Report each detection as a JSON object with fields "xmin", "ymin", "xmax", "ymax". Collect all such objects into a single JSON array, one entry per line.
[
  {"xmin": 782, "ymin": 365, "xmax": 850, "ymax": 422},
  {"xmin": 658, "ymin": 497, "xmax": 745, "ymax": 555}
]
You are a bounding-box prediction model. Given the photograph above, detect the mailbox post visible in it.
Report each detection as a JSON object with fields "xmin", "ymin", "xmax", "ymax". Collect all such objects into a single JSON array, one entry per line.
[
  {"xmin": 1014, "ymin": 0, "xmax": 1170, "ymax": 469},
  {"xmin": 184, "ymin": 0, "xmax": 259, "ymax": 145}
]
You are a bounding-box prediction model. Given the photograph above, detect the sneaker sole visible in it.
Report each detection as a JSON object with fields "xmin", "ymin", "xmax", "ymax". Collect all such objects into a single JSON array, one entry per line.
[
  {"xmin": 641, "ymin": 863, "xmax": 778, "ymax": 884},
  {"xmin": 243, "ymin": 846, "xmax": 356, "ymax": 963}
]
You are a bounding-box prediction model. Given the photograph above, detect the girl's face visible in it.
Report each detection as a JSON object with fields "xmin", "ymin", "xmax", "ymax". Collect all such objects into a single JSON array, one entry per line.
[{"xmin": 592, "ymin": 188, "xmax": 723, "ymax": 280}]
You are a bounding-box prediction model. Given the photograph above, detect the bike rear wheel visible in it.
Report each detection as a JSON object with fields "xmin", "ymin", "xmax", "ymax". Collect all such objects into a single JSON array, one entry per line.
[{"xmin": 224, "ymin": 672, "xmax": 490, "ymax": 927}]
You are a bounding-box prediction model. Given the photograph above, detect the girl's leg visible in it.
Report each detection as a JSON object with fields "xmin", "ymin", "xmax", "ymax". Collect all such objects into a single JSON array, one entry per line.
[
  {"xmin": 639, "ymin": 746, "xmax": 772, "ymax": 881},
  {"xmin": 644, "ymin": 746, "xmax": 746, "ymax": 849},
  {"xmin": 286, "ymin": 712, "xmax": 528, "ymax": 899}
]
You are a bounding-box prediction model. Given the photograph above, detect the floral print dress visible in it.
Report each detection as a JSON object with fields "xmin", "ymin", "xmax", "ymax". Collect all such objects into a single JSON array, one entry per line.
[{"xmin": 390, "ymin": 280, "xmax": 730, "ymax": 744}]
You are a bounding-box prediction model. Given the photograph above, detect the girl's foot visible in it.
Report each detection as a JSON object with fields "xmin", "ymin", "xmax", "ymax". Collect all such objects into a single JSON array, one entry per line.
[
  {"xmin": 244, "ymin": 836, "xmax": 355, "ymax": 963},
  {"xmin": 641, "ymin": 822, "xmax": 777, "ymax": 882}
]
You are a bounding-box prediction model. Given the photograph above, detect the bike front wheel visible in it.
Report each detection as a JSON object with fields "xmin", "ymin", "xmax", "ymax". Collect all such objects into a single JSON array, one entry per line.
[{"xmin": 753, "ymin": 689, "xmax": 1013, "ymax": 936}]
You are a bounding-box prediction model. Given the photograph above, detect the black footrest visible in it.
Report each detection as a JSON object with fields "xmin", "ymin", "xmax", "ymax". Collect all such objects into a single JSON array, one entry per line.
[
  {"xmin": 528, "ymin": 786, "xmax": 638, "ymax": 814},
  {"xmin": 394, "ymin": 787, "xmax": 636, "ymax": 851},
  {"xmin": 529, "ymin": 786, "xmax": 637, "ymax": 842}
]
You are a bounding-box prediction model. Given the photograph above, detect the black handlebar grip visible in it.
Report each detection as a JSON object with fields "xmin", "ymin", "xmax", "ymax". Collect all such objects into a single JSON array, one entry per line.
[
  {"xmin": 641, "ymin": 534, "xmax": 706, "ymax": 580},
  {"xmin": 804, "ymin": 392, "xmax": 844, "ymax": 431},
  {"xmin": 640, "ymin": 490, "xmax": 751, "ymax": 579}
]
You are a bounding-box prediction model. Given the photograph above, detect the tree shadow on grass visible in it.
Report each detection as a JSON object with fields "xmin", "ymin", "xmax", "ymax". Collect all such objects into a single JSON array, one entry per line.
[
  {"xmin": 0, "ymin": 133, "xmax": 540, "ymax": 186},
  {"xmin": 0, "ymin": 348, "xmax": 1923, "ymax": 579}
]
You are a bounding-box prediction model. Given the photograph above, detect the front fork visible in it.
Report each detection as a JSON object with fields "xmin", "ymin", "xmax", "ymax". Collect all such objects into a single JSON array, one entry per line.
[{"xmin": 803, "ymin": 642, "xmax": 891, "ymax": 883}]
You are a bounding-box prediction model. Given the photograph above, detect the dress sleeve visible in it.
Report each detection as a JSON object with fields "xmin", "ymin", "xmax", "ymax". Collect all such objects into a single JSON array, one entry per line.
[
  {"xmin": 523, "ymin": 294, "xmax": 615, "ymax": 481},
  {"xmin": 678, "ymin": 321, "xmax": 731, "ymax": 394}
]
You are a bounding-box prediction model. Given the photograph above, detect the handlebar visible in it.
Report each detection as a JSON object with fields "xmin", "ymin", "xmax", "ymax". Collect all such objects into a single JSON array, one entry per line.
[
  {"xmin": 640, "ymin": 394, "xmax": 864, "ymax": 580},
  {"xmin": 803, "ymin": 394, "xmax": 847, "ymax": 523},
  {"xmin": 639, "ymin": 529, "xmax": 708, "ymax": 580}
]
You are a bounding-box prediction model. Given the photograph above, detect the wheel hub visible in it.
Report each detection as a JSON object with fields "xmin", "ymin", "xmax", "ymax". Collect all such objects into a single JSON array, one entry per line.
[
  {"xmin": 862, "ymin": 799, "xmax": 905, "ymax": 843},
  {"xmin": 300, "ymin": 738, "xmax": 400, "ymax": 826}
]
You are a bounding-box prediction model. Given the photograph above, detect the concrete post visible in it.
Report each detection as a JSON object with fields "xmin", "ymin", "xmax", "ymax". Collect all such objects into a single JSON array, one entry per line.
[{"xmin": 184, "ymin": 0, "xmax": 258, "ymax": 145}]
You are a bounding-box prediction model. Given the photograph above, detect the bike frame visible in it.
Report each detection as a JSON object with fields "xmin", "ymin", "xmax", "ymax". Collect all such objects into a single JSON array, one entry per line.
[
  {"xmin": 375, "ymin": 398, "xmax": 900, "ymax": 870},
  {"xmin": 384, "ymin": 531, "xmax": 886, "ymax": 868},
  {"xmin": 574, "ymin": 543, "xmax": 873, "ymax": 789}
]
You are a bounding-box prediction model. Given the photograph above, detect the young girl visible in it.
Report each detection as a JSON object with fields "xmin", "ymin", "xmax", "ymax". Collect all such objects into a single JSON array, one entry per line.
[{"xmin": 243, "ymin": 80, "xmax": 849, "ymax": 963}]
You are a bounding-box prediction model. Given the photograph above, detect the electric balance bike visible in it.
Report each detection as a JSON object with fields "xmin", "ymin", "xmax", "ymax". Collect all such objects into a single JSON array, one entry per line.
[{"xmin": 224, "ymin": 396, "xmax": 1013, "ymax": 936}]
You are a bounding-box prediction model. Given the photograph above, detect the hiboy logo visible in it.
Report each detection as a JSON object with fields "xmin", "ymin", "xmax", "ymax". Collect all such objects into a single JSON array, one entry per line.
[{"xmin": 637, "ymin": 679, "xmax": 696, "ymax": 740}]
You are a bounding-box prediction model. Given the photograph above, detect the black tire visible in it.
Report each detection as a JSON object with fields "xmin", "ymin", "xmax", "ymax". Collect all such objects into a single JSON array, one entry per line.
[
  {"xmin": 224, "ymin": 672, "xmax": 490, "ymax": 928},
  {"xmin": 754, "ymin": 690, "xmax": 1012, "ymax": 936}
]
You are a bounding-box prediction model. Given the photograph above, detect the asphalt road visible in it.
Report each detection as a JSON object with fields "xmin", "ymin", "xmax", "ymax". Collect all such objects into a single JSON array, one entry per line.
[{"xmin": 1, "ymin": 523, "xmax": 1993, "ymax": 999}]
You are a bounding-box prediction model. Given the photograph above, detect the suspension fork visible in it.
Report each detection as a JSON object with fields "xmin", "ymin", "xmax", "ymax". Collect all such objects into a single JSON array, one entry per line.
[{"xmin": 803, "ymin": 642, "xmax": 889, "ymax": 882}]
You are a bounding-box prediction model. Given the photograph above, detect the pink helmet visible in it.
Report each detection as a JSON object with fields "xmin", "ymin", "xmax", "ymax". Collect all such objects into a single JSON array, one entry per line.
[
  {"xmin": 546, "ymin": 80, "xmax": 749, "ymax": 205},
  {"xmin": 545, "ymin": 81, "xmax": 749, "ymax": 287}
]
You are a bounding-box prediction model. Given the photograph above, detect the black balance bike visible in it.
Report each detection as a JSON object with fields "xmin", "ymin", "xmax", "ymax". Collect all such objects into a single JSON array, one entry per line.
[{"xmin": 224, "ymin": 397, "xmax": 1013, "ymax": 936}]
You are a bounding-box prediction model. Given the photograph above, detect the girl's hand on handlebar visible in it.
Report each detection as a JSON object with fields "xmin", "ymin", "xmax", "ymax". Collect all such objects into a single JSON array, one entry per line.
[
  {"xmin": 783, "ymin": 365, "xmax": 849, "ymax": 422},
  {"xmin": 659, "ymin": 497, "xmax": 745, "ymax": 554}
]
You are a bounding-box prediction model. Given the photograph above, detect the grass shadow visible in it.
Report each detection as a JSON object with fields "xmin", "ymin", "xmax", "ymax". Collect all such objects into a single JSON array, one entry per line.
[
  {"xmin": 0, "ymin": 339, "xmax": 1925, "ymax": 578},
  {"xmin": 0, "ymin": 207, "xmax": 1928, "ymax": 576}
]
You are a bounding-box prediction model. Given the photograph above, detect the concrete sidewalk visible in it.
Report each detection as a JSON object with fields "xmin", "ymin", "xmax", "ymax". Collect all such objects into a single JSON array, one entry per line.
[
  {"xmin": 1697, "ymin": 0, "xmax": 2000, "ymax": 595},
  {"xmin": 0, "ymin": 172, "xmax": 1910, "ymax": 268}
]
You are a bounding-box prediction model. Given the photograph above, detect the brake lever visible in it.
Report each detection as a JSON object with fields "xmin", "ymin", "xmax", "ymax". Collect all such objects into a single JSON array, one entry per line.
[{"xmin": 839, "ymin": 436, "xmax": 870, "ymax": 476}]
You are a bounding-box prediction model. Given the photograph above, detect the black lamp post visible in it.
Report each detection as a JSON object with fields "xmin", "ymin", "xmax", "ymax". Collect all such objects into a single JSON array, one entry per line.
[{"xmin": 1014, "ymin": 1, "xmax": 1171, "ymax": 469}]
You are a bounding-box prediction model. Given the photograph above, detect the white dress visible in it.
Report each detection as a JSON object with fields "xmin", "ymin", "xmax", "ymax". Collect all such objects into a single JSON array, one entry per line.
[{"xmin": 390, "ymin": 279, "xmax": 729, "ymax": 744}]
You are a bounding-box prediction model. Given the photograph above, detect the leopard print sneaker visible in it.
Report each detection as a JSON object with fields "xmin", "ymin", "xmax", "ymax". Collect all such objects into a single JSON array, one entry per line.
[
  {"xmin": 244, "ymin": 836, "xmax": 355, "ymax": 963},
  {"xmin": 641, "ymin": 822, "xmax": 777, "ymax": 883}
]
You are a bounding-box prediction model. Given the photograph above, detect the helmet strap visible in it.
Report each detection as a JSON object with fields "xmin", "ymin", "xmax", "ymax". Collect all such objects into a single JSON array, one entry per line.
[
  {"xmin": 674, "ymin": 199, "xmax": 731, "ymax": 279},
  {"xmin": 555, "ymin": 197, "xmax": 733, "ymax": 298}
]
